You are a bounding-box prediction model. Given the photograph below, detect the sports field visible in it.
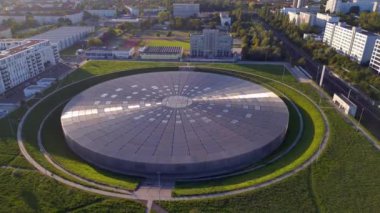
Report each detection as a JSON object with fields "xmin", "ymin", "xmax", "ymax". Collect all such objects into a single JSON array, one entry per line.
[{"xmin": 143, "ymin": 39, "xmax": 190, "ymax": 51}]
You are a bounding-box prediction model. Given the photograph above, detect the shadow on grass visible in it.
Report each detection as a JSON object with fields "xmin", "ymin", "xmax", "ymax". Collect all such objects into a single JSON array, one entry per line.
[{"xmin": 21, "ymin": 190, "xmax": 40, "ymax": 211}]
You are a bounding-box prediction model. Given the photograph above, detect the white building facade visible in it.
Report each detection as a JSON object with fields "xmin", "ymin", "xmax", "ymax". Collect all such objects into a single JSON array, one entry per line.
[
  {"xmin": 190, "ymin": 29, "xmax": 233, "ymax": 58},
  {"xmin": 86, "ymin": 10, "xmax": 117, "ymax": 18},
  {"xmin": 370, "ymin": 39, "xmax": 380, "ymax": 73},
  {"xmin": 0, "ymin": 39, "xmax": 60, "ymax": 94},
  {"xmin": 323, "ymin": 22, "xmax": 379, "ymax": 64},
  {"xmin": 325, "ymin": 0, "xmax": 378, "ymax": 13},
  {"xmin": 315, "ymin": 13, "xmax": 340, "ymax": 28}
]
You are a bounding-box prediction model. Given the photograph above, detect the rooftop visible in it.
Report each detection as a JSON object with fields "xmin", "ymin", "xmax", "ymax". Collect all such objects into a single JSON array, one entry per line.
[
  {"xmin": 173, "ymin": 3, "xmax": 199, "ymax": 6},
  {"xmin": 333, "ymin": 22, "xmax": 379, "ymax": 37},
  {"xmin": 141, "ymin": 46, "xmax": 183, "ymax": 55},
  {"xmin": 0, "ymin": 26, "xmax": 10, "ymax": 31},
  {"xmin": 0, "ymin": 40, "xmax": 45, "ymax": 59},
  {"xmin": 30, "ymin": 26, "xmax": 94, "ymax": 43},
  {"xmin": 87, "ymin": 46, "xmax": 133, "ymax": 51}
]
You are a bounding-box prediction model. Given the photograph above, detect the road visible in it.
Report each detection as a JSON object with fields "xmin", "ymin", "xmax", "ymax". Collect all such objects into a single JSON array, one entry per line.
[{"xmin": 253, "ymin": 15, "xmax": 380, "ymax": 140}]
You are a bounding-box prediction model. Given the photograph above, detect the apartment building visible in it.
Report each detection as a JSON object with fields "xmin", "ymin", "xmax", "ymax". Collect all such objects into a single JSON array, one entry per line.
[
  {"xmin": 86, "ymin": 10, "xmax": 117, "ymax": 18},
  {"xmin": 0, "ymin": 39, "xmax": 60, "ymax": 94},
  {"xmin": 325, "ymin": 0, "xmax": 378, "ymax": 13},
  {"xmin": 292, "ymin": 0, "xmax": 307, "ymax": 8},
  {"xmin": 323, "ymin": 22, "xmax": 379, "ymax": 64},
  {"xmin": 370, "ymin": 39, "xmax": 380, "ymax": 74},
  {"xmin": 315, "ymin": 13, "xmax": 339, "ymax": 28},
  {"xmin": 190, "ymin": 29, "xmax": 233, "ymax": 58}
]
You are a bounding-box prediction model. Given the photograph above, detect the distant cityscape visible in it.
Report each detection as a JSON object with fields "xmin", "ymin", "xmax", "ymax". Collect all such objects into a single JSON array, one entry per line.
[{"xmin": 0, "ymin": 0, "xmax": 379, "ymax": 134}]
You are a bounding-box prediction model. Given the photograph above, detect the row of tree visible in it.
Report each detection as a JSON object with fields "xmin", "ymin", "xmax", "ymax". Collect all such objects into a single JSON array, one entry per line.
[{"xmin": 258, "ymin": 6, "xmax": 380, "ymax": 99}]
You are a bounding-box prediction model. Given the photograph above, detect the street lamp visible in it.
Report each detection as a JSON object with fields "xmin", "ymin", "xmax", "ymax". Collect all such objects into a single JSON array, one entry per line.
[
  {"xmin": 358, "ymin": 107, "xmax": 365, "ymax": 126},
  {"xmin": 347, "ymin": 88, "xmax": 352, "ymax": 100}
]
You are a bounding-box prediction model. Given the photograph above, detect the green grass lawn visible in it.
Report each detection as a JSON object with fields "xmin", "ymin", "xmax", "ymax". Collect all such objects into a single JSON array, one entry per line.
[{"xmin": 142, "ymin": 39, "xmax": 190, "ymax": 51}]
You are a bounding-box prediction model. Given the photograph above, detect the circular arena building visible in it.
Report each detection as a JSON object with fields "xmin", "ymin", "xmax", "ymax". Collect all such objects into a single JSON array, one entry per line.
[{"xmin": 61, "ymin": 71, "xmax": 289, "ymax": 178}]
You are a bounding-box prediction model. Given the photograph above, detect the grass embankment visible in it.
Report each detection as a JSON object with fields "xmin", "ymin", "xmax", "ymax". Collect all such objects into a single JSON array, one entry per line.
[
  {"xmin": 173, "ymin": 66, "xmax": 325, "ymax": 196},
  {"xmin": 157, "ymin": 65, "xmax": 380, "ymax": 212},
  {"xmin": 42, "ymin": 105, "xmax": 138, "ymax": 189}
]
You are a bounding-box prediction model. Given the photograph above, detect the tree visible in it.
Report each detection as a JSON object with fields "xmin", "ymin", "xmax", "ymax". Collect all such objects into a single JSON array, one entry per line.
[
  {"xmin": 87, "ymin": 38, "xmax": 103, "ymax": 47},
  {"xmin": 174, "ymin": 17, "xmax": 184, "ymax": 29},
  {"xmin": 158, "ymin": 11, "xmax": 170, "ymax": 23},
  {"xmin": 188, "ymin": 19, "xmax": 202, "ymax": 30},
  {"xmin": 359, "ymin": 12, "xmax": 380, "ymax": 33},
  {"xmin": 58, "ymin": 18, "xmax": 72, "ymax": 26}
]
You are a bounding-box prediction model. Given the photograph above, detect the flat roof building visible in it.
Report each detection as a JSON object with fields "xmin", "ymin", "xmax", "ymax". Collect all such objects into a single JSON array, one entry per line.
[
  {"xmin": 30, "ymin": 26, "xmax": 95, "ymax": 51},
  {"xmin": 0, "ymin": 26, "xmax": 12, "ymax": 39},
  {"xmin": 315, "ymin": 13, "xmax": 340, "ymax": 28},
  {"xmin": 370, "ymin": 39, "xmax": 380, "ymax": 74},
  {"xmin": 323, "ymin": 22, "xmax": 379, "ymax": 64},
  {"xmin": 173, "ymin": 3, "xmax": 200, "ymax": 18},
  {"xmin": 190, "ymin": 29, "xmax": 233, "ymax": 58},
  {"xmin": 85, "ymin": 47, "xmax": 134, "ymax": 59},
  {"xmin": 86, "ymin": 10, "xmax": 117, "ymax": 18},
  {"xmin": 139, "ymin": 46, "xmax": 183, "ymax": 60},
  {"xmin": 0, "ymin": 11, "xmax": 83, "ymax": 25},
  {"xmin": 23, "ymin": 84, "xmax": 47, "ymax": 98},
  {"xmin": 0, "ymin": 39, "xmax": 59, "ymax": 94}
]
